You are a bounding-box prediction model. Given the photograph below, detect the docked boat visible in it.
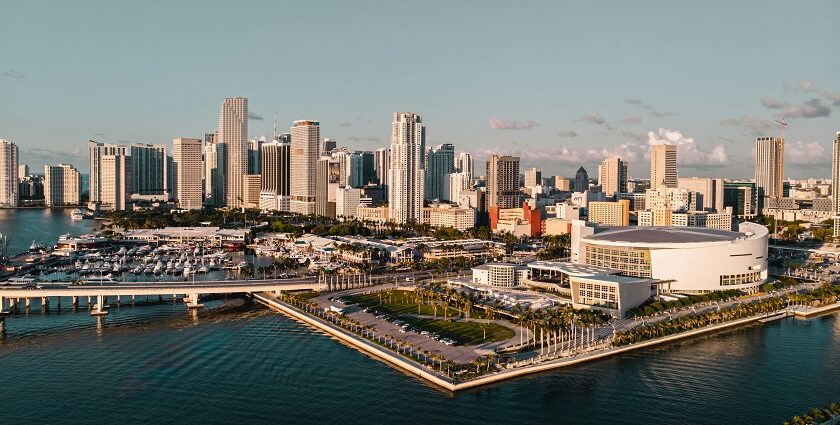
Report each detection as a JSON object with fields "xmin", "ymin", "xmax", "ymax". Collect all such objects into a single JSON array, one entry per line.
[
  {"xmin": 70, "ymin": 209, "xmax": 84, "ymax": 221},
  {"xmin": 81, "ymin": 274, "xmax": 120, "ymax": 284}
]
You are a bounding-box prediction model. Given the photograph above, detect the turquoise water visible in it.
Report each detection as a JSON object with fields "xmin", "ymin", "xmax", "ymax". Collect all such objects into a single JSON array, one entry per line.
[{"xmin": 0, "ymin": 210, "xmax": 838, "ymax": 424}]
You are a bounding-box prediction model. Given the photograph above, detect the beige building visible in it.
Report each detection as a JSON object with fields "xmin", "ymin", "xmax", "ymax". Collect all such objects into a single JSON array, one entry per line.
[
  {"xmin": 0, "ymin": 139, "xmax": 19, "ymax": 207},
  {"xmin": 336, "ymin": 187, "xmax": 362, "ymax": 219},
  {"xmin": 486, "ymin": 154, "xmax": 520, "ymax": 209},
  {"xmin": 242, "ymin": 174, "xmax": 261, "ymax": 209},
  {"xmin": 218, "ymin": 97, "xmax": 248, "ymax": 208},
  {"xmin": 100, "ymin": 154, "xmax": 132, "ymax": 211},
  {"xmin": 44, "ymin": 163, "xmax": 80, "ymax": 206},
  {"xmin": 88, "ymin": 141, "xmax": 128, "ymax": 210},
  {"xmin": 755, "ymin": 136, "xmax": 784, "ymax": 213},
  {"xmin": 598, "ymin": 157, "xmax": 628, "ymax": 197},
  {"xmin": 172, "ymin": 138, "xmax": 203, "ymax": 210},
  {"xmin": 678, "ymin": 177, "xmax": 724, "ymax": 212},
  {"xmin": 638, "ymin": 208, "xmax": 733, "ymax": 231},
  {"xmin": 289, "ymin": 120, "xmax": 320, "ymax": 215},
  {"xmin": 524, "ymin": 167, "xmax": 541, "ymax": 188},
  {"xmin": 555, "ymin": 176, "xmax": 571, "ymax": 191},
  {"xmin": 650, "ymin": 144, "xmax": 677, "ymax": 188},
  {"xmin": 357, "ymin": 205, "xmax": 390, "ymax": 224},
  {"xmin": 587, "ymin": 200, "xmax": 630, "ymax": 226},
  {"xmin": 421, "ymin": 204, "xmax": 476, "ymax": 231}
]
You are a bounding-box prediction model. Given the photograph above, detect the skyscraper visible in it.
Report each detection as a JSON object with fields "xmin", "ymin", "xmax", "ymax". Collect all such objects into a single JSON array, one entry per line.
[
  {"xmin": 679, "ymin": 177, "xmax": 724, "ymax": 212},
  {"xmin": 88, "ymin": 141, "xmax": 128, "ymax": 210},
  {"xmin": 457, "ymin": 152, "xmax": 473, "ymax": 175},
  {"xmin": 44, "ymin": 163, "xmax": 81, "ymax": 206},
  {"xmin": 388, "ymin": 112, "xmax": 425, "ymax": 223},
  {"xmin": 100, "ymin": 153, "xmax": 132, "ymax": 211},
  {"xmin": 375, "ymin": 148, "xmax": 390, "ymax": 187},
  {"xmin": 0, "ymin": 139, "xmax": 19, "ymax": 207},
  {"xmin": 316, "ymin": 155, "xmax": 341, "ymax": 219},
  {"xmin": 18, "ymin": 164, "xmax": 28, "ymax": 180},
  {"xmin": 173, "ymin": 138, "xmax": 203, "ymax": 210},
  {"xmin": 130, "ymin": 143, "xmax": 168, "ymax": 199},
  {"xmin": 425, "ymin": 143, "xmax": 454, "ymax": 201},
  {"xmin": 359, "ymin": 151, "xmax": 377, "ymax": 186},
  {"xmin": 574, "ymin": 166, "xmax": 589, "ymax": 192},
  {"xmin": 650, "ymin": 144, "xmax": 677, "ymax": 188},
  {"xmin": 289, "ymin": 120, "xmax": 320, "ymax": 215},
  {"xmin": 524, "ymin": 167, "xmax": 542, "ymax": 188},
  {"xmin": 486, "ymin": 154, "xmax": 520, "ymax": 209},
  {"xmin": 248, "ymin": 138, "xmax": 263, "ymax": 175},
  {"xmin": 598, "ymin": 157, "xmax": 628, "ymax": 197},
  {"xmin": 321, "ymin": 138, "xmax": 337, "ymax": 155},
  {"xmin": 755, "ymin": 136, "xmax": 784, "ymax": 213},
  {"xmin": 218, "ymin": 97, "xmax": 248, "ymax": 208},
  {"xmin": 259, "ymin": 140, "xmax": 291, "ymax": 211},
  {"xmin": 832, "ymin": 133, "xmax": 840, "ymax": 237}
]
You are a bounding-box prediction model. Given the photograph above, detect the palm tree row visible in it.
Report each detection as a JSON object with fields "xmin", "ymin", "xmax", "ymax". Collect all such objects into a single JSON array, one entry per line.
[
  {"xmin": 614, "ymin": 297, "xmax": 787, "ymax": 347},
  {"xmin": 516, "ymin": 305, "xmax": 610, "ymax": 356},
  {"xmin": 783, "ymin": 402, "xmax": 840, "ymax": 425}
]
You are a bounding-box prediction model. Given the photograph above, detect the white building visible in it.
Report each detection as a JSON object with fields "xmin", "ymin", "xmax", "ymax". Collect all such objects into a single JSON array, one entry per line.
[
  {"xmin": 99, "ymin": 154, "xmax": 132, "ymax": 211},
  {"xmin": 44, "ymin": 163, "xmax": 81, "ymax": 206},
  {"xmin": 172, "ymin": 138, "xmax": 203, "ymax": 210},
  {"xmin": 598, "ymin": 157, "xmax": 627, "ymax": 197},
  {"xmin": 260, "ymin": 140, "xmax": 291, "ymax": 211},
  {"xmin": 218, "ymin": 97, "xmax": 248, "ymax": 208},
  {"xmin": 571, "ymin": 221, "xmax": 769, "ymax": 294},
  {"xmin": 388, "ymin": 112, "xmax": 425, "ymax": 223},
  {"xmin": 422, "ymin": 204, "xmax": 476, "ymax": 231},
  {"xmin": 650, "ymin": 144, "xmax": 677, "ymax": 188},
  {"xmin": 336, "ymin": 187, "xmax": 362, "ymax": 219},
  {"xmin": 290, "ymin": 120, "xmax": 320, "ymax": 215},
  {"xmin": 470, "ymin": 263, "xmax": 530, "ymax": 287},
  {"xmin": 755, "ymin": 136, "xmax": 784, "ymax": 213},
  {"xmin": 448, "ymin": 171, "xmax": 473, "ymax": 203},
  {"xmin": 0, "ymin": 139, "xmax": 19, "ymax": 207},
  {"xmin": 88, "ymin": 141, "xmax": 128, "ymax": 210}
]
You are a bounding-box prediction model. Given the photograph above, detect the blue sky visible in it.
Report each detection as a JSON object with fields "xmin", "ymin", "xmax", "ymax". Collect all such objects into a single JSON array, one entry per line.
[{"xmin": 1, "ymin": 0, "xmax": 838, "ymax": 178}]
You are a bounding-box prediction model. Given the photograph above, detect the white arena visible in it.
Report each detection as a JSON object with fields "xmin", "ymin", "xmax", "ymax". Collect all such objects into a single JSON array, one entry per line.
[{"xmin": 571, "ymin": 221, "xmax": 769, "ymax": 294}]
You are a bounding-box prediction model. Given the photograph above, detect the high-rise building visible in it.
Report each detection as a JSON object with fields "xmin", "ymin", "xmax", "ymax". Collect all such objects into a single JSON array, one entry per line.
[
  {"xmin": 0, "ymin": 139, "xmax": 19, "ymax": 207},
  {"xmin": 524, "ymin": 167, "xmax": 542, "ymax": 188},
  {"xmin": 375, "ymin": 148, "xmax": 389, "ymax": 188},
  {"xmin": 598, "ymin": 157, "xmax": 628, "ymax": 197},
  {"xmin": 678, "ymin": 177, "xmax": 724, "ymax": 212},
  {"xmin": 755, "ymin": 136, "xmax": 784, "ymax": 213},
  {"xmin": 587, "ymin": 200, "xmax": 630, "ymax": 226},
  {"xmin": 100, "ymin": 154, "xmax": 132, "ymax": 211},
  {"xmin": 336, "ymin": 187, "xmax": 362, "ymax": 219},
  {"xmin": 486, "ymin": 154, "xmax": 520, "ymax": 209},
  {"xmin": 574, "ymin": 166, "xmax": 589, "ymax": 192},
  {"xmin": 321, "ymin": 138, "xmax": 337, "ymax": 155},
  {"xmin": 218, "ymin": 97, "xmax": 248, "ymax": 208},
  {"xmin": 130, "ymin": 143, "xmax": 168, "ymax": 199},
  {"xmin": 88, "ymin": 141, "xmax": 128, "ymax": 210},
  {"xmin": 172, "ymin": 138, "xmax": 203, "ymax": 210},
  {"xmin": 248, "ymin": 138, "xmax": 263, "ymax": 175},
  {"xmin": 555, "ymin": 176, "xmax": 571, "ymax": 191},
  {"xmin": 290, "ymin": 120, "xmax": 320, "ymax": 215},
  {"xmin": 832, "ymin": 133, "xmax": 840, "ymax": 214},
  {"xmin": 388, "ymin": 112, "xmax": 426, "ymax": 223},
  {"xmin": 44, "ymin": 163, "xmax": 81, "ymax": 206},
  {"xmin": 724, "ymin": 182, "xmax": 757, "ymax": 220},
  {"xmin": 650, "ymin": 144, "xmax": 677, "ymax": 188},
  {"xmin": 204, "ymin": 136, "xmax": 227, "ymax": 207},
  {"xmin": 243, "ymin": 174, "xmax": 261, "ymax": 209},
  {"xmin": 18, "ymin": 164, "xmax": 28, "ymax": 180},
  {"xmin": 457, "ymin": 152, "xmax": 473, "ymax": 175},
  {"xmin": 316, "ymin": 155, "xmax": 340, "ymax": 219},
  {"xmin": 260, "ymin": 140, "xmax": 291, "ymax": 200},
  {"xmin": 425, "ymin": 143, "xmax": 455, "ymax": 201},
  {"xmin": 359, "ymin": 151, "xmax": 377, "ymax": 186},
  {"xmin": 448, "ymin": 171, "xmax": 473, "ymax": 203}
]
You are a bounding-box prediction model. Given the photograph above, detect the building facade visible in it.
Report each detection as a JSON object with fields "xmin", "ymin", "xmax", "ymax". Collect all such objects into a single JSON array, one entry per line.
[
  {"xmin": 388, "ymin": 112, "xmax": 425, "ymax": 223},
  {"xmin": 486, "ymin": 154, "xmax": 520, "ymax": 209},
  {"xmin": 172, "ymin": 138, "xmax": 203, "ymax": 210},
  {"xmin": 218, "ymin": 97, "xmax": 248, "ymax": 208},
  {"xmin": 425, "ymin": 143, "xmax": 455, "ymax": 201},
  {"xmin": 755, "ymin": 136, "xmax": 784, "ymax": 213},
  {"xmin": 650, "ymin": 144, "xmax": 677, "ymax": 189},
  {"xmin": 0, "ymin": 139, "xmax": 19, "ymax": 207},
  {"xmin": 290, "ymin": 120, "xmax": 320, "ymax": 215},
  {"xmin": 598, "ymin": 157, "xmax": 627, "ymax": 197}
]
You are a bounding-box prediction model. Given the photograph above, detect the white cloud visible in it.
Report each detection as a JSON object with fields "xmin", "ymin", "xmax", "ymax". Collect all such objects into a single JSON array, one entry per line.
[
  {"xmin": 557, "ymin": 130, "xmax": 577, "ymax": 137},
  {"xmin": 760, "ymin": 98, "xmax": 786, "ymax": 109},
  {"xmin": 779, "ymin": 98, "xmax": 831, "ymax": 119},
  {"xmin": 785, "ymin": 140, "xmax": 829, "ymax": 165},
  {"xmin": 797, "ymin": 80, "xmax": 840, "ymax": 105},
  {"xmin": 620, "ymin": 115, "xmax": 642, "ymax": 125},
  {"xmin": 646, "ymin": 128, "xmax": 728, "ymax": 165},
  {"xmin": 489, "ymin": 117, "xmax": 539, "ymax": 130},
  {"xmin": 579, "ymin": 113, "xmax": 612, "ymax": 129}
]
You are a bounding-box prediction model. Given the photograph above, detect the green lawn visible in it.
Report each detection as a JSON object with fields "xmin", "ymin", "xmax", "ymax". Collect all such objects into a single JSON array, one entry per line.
[
  {"xmin": 346, "ymin": 291, "xmax": 514, "ymax": 345},
  {"xmin": 399, "ymin": 317, "xmax": 514, "ymax": 345}
]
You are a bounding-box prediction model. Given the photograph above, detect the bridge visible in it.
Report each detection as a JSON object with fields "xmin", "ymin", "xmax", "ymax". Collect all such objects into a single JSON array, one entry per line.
[{"xmin": 0, "ymin": 270, "xmax": 460, "ymax": 327}]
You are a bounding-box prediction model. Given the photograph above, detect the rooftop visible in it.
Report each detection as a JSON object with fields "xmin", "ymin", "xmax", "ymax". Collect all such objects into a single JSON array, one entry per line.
[
  {"xmin": 584, "ymin": 226, "xmax": 743, "ymax": 244},
  {"xmin": 527, "ymin": 261, "xmax": 621, "ymax": 277}
]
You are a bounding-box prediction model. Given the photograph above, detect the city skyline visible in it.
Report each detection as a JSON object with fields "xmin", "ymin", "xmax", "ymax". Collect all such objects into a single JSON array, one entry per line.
[{"xmin": 2, "ymin": 1, "xmax": 838, "ymax": 178}]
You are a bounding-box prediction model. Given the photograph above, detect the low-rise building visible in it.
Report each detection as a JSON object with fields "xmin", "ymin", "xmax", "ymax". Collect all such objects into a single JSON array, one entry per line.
[
  {"xmin": 470, "ymin": 262, "xmax": 530, "ymax": 287},
  {"xmin": 587, "ymin": 200, "xmax": 630, "ymax": 226},
  {"xmin": 422, "ymin": 204, "xmax": 476, "ymax": 230}
]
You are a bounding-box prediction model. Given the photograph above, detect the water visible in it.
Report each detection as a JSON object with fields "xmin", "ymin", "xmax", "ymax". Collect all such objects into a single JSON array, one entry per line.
[
  {"xmin": 0, "ymin": 208, "xmax": 99, "ymax": 255},
  {"xmin": 1, "ymin": 210, "xmax": 839, "ymax": 424}
]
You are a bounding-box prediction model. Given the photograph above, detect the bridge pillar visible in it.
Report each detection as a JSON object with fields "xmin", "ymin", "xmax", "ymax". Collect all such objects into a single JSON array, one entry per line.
[
  {"xmin": 9, "ymin": 297, "xmax": 16, "ymax": 310},
  {"xmin": 186, "ymin": 293, "xmax": 203, "ymax": 309},
  {"xmin": 25, "ymin": 298, "xmax": 31, "ymax": 309},
  {"xmin": 71, "ymin": 296, "xmax": 78, "ymax": 307},
  {"xmin": 131, "ymin": 295, "xmax": 135, "ymax": 304},
  {"xmin": 41, "ymin": 297, "xmax": 49, "ymax": 309},
  {"xmin": 91, "ymin": 294, "xmax": 108, "ymax": 316}
]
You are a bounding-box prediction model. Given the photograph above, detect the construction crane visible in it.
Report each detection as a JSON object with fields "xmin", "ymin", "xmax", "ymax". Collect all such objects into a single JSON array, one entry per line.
[
  {"xmin": 775, "ymin": 118, "xmax": 788, "ymax": 141},
  {"xmin": 771, "ymin": 118, "xmax": 788, "ymax": 244}
]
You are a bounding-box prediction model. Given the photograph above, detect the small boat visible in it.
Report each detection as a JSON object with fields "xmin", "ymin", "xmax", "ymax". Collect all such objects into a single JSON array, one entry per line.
[
  {"xmin": 70, "ymin": 209, "xmax": 84, "ymax": 221},
  {"xmin": 81, "ymin": 275, "xmax": 120, "ymax": 284},
  {"xmin": 198, "ymin": 266, "xmax": 208, "ymax": 274}
]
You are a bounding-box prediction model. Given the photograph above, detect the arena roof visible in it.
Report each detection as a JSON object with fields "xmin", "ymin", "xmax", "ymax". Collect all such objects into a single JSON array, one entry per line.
[{"xmin": 584, "ymin": 226, "xmax": 743, "ymax": 244}]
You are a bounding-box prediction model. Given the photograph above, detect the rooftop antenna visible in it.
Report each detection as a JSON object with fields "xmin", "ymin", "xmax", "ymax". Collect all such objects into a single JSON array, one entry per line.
[{"xmin": 273, "ymin": 110, "xmax": 277, "ymax": 140}]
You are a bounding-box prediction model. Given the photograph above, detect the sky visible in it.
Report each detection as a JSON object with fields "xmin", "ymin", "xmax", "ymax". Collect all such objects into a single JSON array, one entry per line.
[{"xmin": 1, "ymin": 0, "xmax": 839, "ymax": 179}]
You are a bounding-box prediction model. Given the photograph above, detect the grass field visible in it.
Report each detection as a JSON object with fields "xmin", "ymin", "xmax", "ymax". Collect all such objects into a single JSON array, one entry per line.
[{"xmin": 345, "ymin": 291, "xmax": 513, "ymax": 345}]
